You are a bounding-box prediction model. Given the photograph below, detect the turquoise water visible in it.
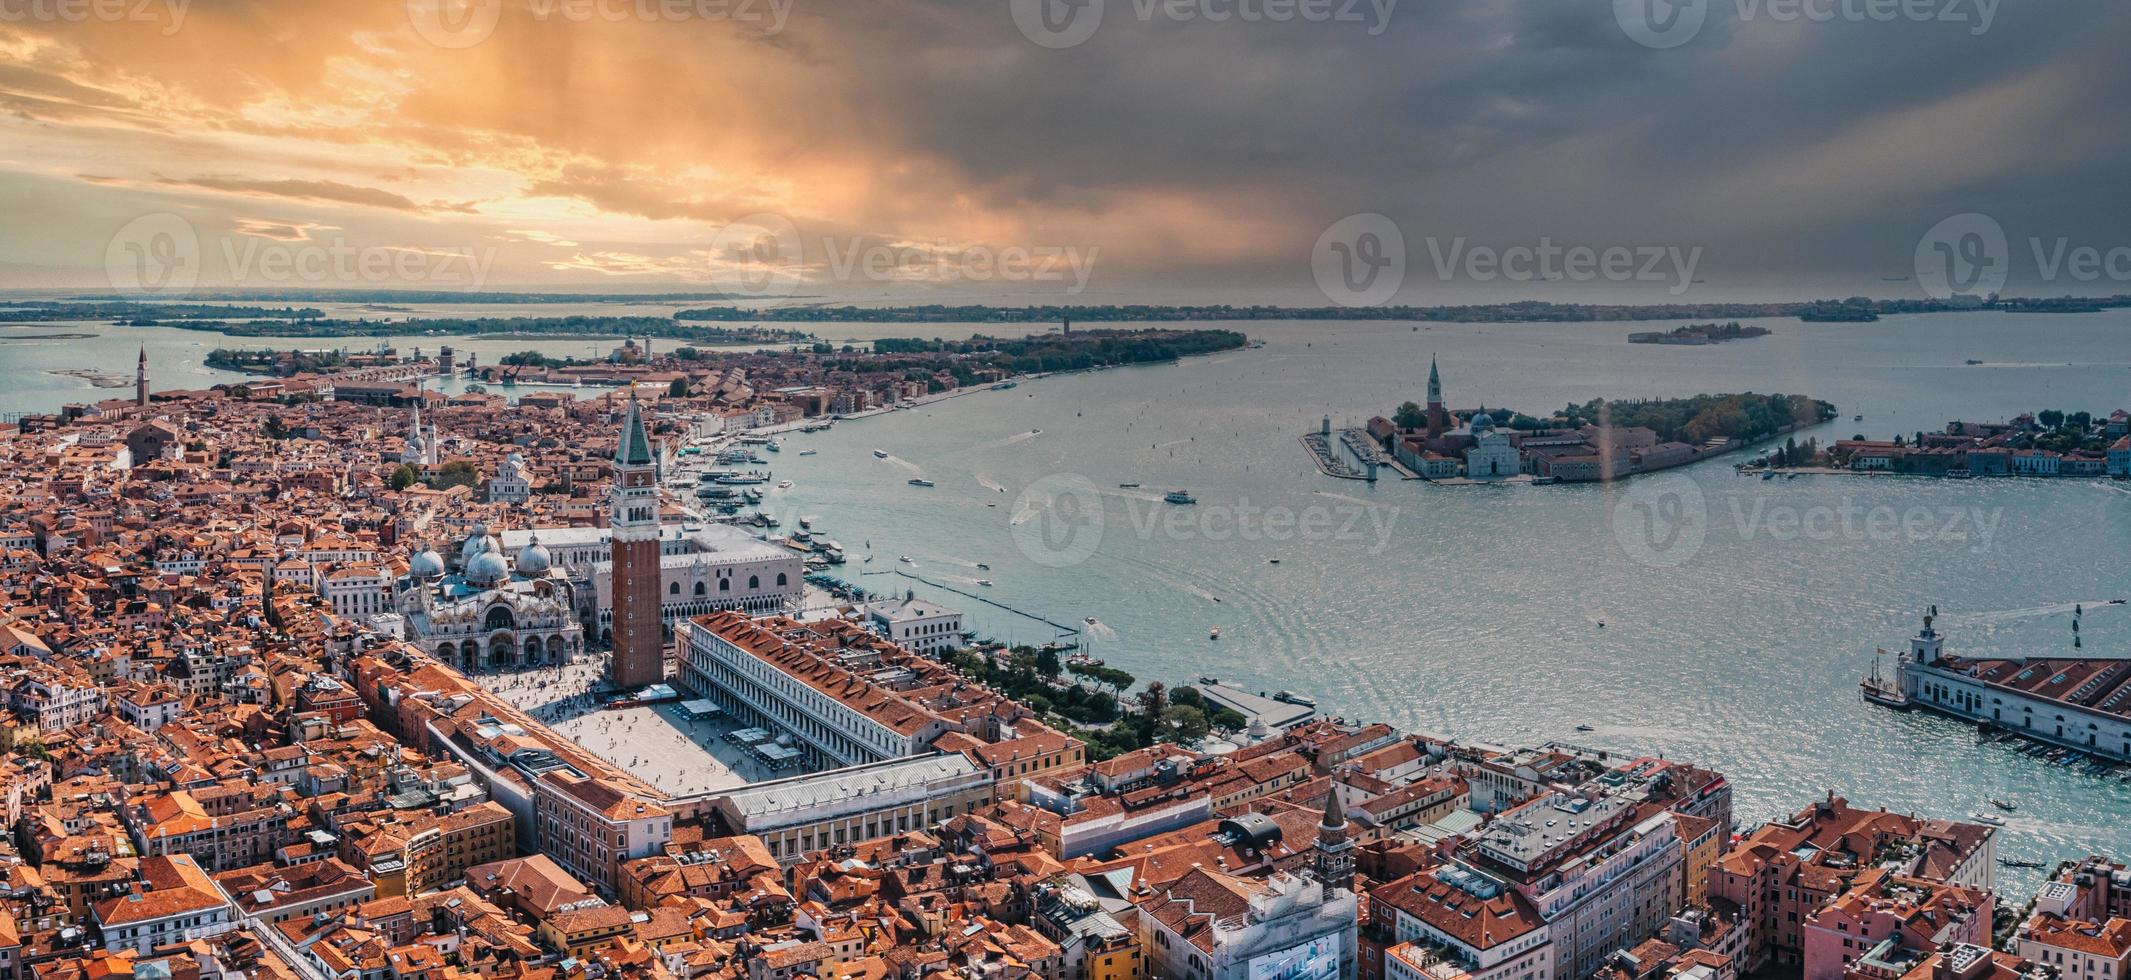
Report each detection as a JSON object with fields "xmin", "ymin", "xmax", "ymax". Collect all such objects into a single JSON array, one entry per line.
[
  {"xmin": 11, "ymin": 308, "xmax": 2131, "ymax": 891},
  {"xmin": 748, "ymin": 312, "xmax": 2131, "ymax": 892}
]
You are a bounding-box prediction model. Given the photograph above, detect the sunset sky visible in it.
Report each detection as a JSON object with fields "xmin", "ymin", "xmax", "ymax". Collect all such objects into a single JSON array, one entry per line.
[{"xmin": 2, "ymin": 0, "xmax": 2127, "ymax": 302}]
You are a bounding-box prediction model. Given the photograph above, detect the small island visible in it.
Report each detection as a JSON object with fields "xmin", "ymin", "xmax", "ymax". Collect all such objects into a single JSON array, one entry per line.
[
  {"xmin": 1333, "ymin": 359, "xmax": 1836, "ymax": 484},
  {"xmin": 1628, "ymin": 321, "xmax": 1771, "ymax": 345}
]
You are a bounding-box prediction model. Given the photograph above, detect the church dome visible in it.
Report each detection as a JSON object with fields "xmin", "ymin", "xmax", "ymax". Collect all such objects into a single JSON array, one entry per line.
[
  {"xmin": 409, "ymin": 545, "xmax": 446, "ymax": 579},
  {"xmin": 1469, "ymin": 410, "xmax": 1495, "ymax": 432},
  {"xmin": 460, "ymin": 525, "xmax": 499, "ymax": 562},
  {"xmin": 464, "ymin": 550, "xmax": 510, "ymax": 587},
  {"xmin": 516, "ymin": 534, "xmax": 551, "ymax": 576}
]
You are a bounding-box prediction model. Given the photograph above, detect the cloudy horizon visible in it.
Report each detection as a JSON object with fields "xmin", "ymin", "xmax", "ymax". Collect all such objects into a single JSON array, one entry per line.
[{"xmin": 2, "ymin": 0, "xmax": 2128, "ymax": 305}]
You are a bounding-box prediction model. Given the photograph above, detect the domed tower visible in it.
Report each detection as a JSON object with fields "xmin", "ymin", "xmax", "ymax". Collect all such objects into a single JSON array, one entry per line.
[
  {"xmin": 1314, "ymin": 787, "xmax": 1355, "ymax": 893},
  {"xmin": 516, "ymin": 532, "xmax": 552, "ymax": 577}
]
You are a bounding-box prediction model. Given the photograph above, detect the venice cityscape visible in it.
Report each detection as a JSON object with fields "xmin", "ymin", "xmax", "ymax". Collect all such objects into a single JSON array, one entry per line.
[{"xmin": 3, "ymin": 5, "xmax": 2131, "ymax": 980}]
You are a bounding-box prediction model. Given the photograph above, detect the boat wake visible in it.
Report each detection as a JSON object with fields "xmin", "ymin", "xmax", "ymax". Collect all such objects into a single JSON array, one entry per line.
[
  {"xmin": 1082, "ymin": 620, "xmax": 1120, "ymax": 642},
  {"xmin": 975, "ymin": 474, "xmax": 1007, "ymax": 494}
]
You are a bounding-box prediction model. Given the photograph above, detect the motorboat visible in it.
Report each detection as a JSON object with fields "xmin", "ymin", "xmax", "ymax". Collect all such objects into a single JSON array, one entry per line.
[
  {"xmin": 1165, "ymin": 490, "xmax": 1198, "ymax": 505},
  {"xmin": 899, "ymin": 556, "xmax": 915, "ymax": 564},
  {"xmin": 908, "ymin": 478, "xmax": 936, "ymax": 488},
  {"xmin": 976, "ymin": 579, "xmax": 993, "ymax": 587},
  {"xmin": 1969, "ymin": 812, "xmax": 2006, "ymax": 827},
  {"xmin": 975, "ymin": 562, "xmax": 990, "ymax": 570},
  {"xmin": 1119, "ymin": 482, "xmax": 1141, "ymax": 488},
  {"xmin": 1273, "ymin": 691, "xmax": 1317, "ymax": 707},
  {"xmin": 1208, "ymin": 627, "xmax": 1221, "ymax": 640},
  {"xmin": 798, "ymin": 449, "xmax": 817, "ymax": 456},
  {"xmin": 1988, "ymin": 798, "xmax": 2017, "ymax": 811},
  {"xmin": 873, "ymin": 449, "xmax": 890, "ymax": 459},
  {"xmin": 777, "ymin": 480, "xmax": 794, "ymax": 489}
]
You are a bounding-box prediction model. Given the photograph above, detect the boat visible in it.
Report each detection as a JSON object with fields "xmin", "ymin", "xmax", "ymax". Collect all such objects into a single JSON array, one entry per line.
[
  {"xmin": 1861, "ymin": 649, "xmax": 1911, "ymax": 709},
  {"xmin": 798, "ymin": 449, "xmax": 818, "ymax": 456},
  {"xmin": 766, "ymin": 439, "xmax": 782, "ymax": 452},
  {"xmin": 798, "ymin": 516, "xmax": 814, "ymax": 529},
  {"xmin": 1854, "ymin": 414, "xmax": 1864, "ymax": 422},
  {"xmin": 1965, "ymin": 359, "xmax": 1984, "ymax": 365},
  {"xmin": 1762, "ymin": 470, "xmax": 1776, "ymax": 480},
  {"xmin": 872, "ymin": 449, "xmax": 890, "ymax": 459},
  {"xmin": 976, "ymin": 579, "xmax": 993, "ymax": 587},
  {"xmin": 1083, "ymin": 616, "xmax": 1097, "ymax": 626},
  {"xmin": 975, "ymin": 562, "xmax": 990, "ymax": 570},
  {"xmin": 1199, "ymin": 676, "xmax": 1220, "ymax": 685},
  {"xmin": 777, "ymin": 480, "xmax": 794, "ymax": 489},
  {"xmin": 714, "ymin": 472, "xmax": 770, "ymax": 485},
  {"xmin": 899, "ymin": 556, "xmax": 915, "ymax": 564},
  {"xmin": 1530, "ymin": 476, "xmax": 1557, "ymax": 485},
  {"xmin": 1988, "ymin": 798, "xmax": 2017, "ymax": 812},
  {"xmin": 1999, "ymin": 858, "xmax": 2045, "ymax": 869},
  {"xmin": 1273, "ymin": 690, "xmax": 1317, "ymax": 707},
  {"xmin": 996, "ymin": 382, "xmax": 1018, "ymax": 390},
  {"xmin": 1119, "ymin": 482, "xmax": 1141, "ymax": 489},
  {"xmin": 1267, "ymin": 558, "xmax": 1280, "ymax": 564},
  {"xmin": 908, "ymin": 478, "xmax": 936, "ymax": 488},
  {"xmin": 1164, "ymin": 490, "xmax": 1198, "ymax": 505},
  {"xmin": 1575, "ymin": 724, "xmax": 1595, "ymax": 732},
  {"xmin": 1969, "ymin": 812, "xmax": 2006, "ymax": 827},
  {"xmin": 2112, "ymin": 599, "xmax": 2127, "ymax": 605},
  {"xmin": 1208, "ymin": 627, "xmax": 1221, "ymax": 640}
]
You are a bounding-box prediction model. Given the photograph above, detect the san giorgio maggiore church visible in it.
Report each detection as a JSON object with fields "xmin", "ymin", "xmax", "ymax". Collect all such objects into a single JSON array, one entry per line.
[{"xmin": 386, "ymin": 405, "xmax": 804, "ymax": 674}]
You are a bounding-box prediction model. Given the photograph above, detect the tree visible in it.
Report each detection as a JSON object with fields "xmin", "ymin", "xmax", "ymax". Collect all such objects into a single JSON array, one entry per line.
[
  {"xmin": 2039, "ymin": 410, "xmax": 2064, "ymax": 429},
  {"xmin": 430, "ymin": 460, "xmax": 480, "ymax": 489},
  {"xmin": 1035, "ymin": 647, "xmax": 1062, "ymax": 677},
  {"xmin": 262, "ymin": 415, "xmax": 289, "ymax": 440},
  {"xmin": 1156, "ymin": 706, "xmax": 1211, "ymax": 744},
  {"xmin": 1393, "ymin": 400, "xmax": 1427, "ymax": 430},
  {"xmin": 669, "ymin": 377, "xmax": 691, "ymax": 397},
  {"xmin": 389, "ymin": 464, "xmax": 420, "ymax": 491}
]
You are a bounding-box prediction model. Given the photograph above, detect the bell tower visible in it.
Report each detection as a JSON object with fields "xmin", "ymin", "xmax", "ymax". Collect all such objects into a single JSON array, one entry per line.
[
  {"xmin": 1313, "ymin": 788, "xmax": 1355, "ymax": 893},
  {"xmin": 608, "ymin": 392, "xmax": 665, "ymax": 688}
]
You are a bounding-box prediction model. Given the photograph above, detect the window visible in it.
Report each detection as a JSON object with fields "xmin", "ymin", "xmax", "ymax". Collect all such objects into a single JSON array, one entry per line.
[
  {"xmin": 669, "ymin": 582, "xmax": 680, "ymax": 595},
  {"xmin": 694, "ymin": 581, "xmax": 706, "ymax": 595}
]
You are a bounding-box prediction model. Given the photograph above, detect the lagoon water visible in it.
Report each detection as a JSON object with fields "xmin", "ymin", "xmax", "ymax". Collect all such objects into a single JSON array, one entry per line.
[{"xmin": 10, "ymin": 308, "xmax": 2131, "ymax": 888}]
